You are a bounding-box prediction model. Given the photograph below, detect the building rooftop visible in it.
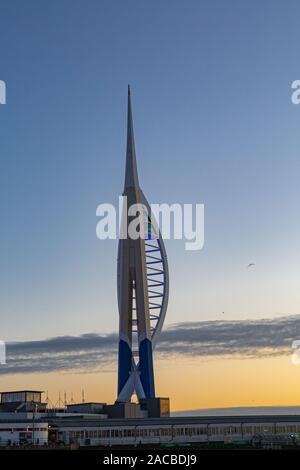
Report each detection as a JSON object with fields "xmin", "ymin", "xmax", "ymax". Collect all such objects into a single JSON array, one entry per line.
[
  {"xmin": 0, "ymin": 390, "xmax": 43, "ymax": 394},
  {"xmin": 43, "ymin": 413, "xmax": 300, "ymax": 428}
]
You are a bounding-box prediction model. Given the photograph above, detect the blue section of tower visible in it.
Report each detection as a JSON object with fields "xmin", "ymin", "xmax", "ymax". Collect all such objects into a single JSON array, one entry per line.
[
  {"xmin": 118, "ymin": 339, "xmax": 133, "ymax": 396},
  {"xmin": 139, "ymin": 338, "xmax": 155, "ymax": 398}
]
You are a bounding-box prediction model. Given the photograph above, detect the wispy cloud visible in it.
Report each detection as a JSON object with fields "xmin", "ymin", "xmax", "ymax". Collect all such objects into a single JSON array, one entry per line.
[
  {"xmin": 2, "ymin": 334, "xmax": 118, "ymax": 375},
  {"xmin": 158, "ymin": 315, "xmax": 298, "ymax": 358},
  {"xmin": 0, "ymin": 314, "xmax": 298, "ymax": 375}
]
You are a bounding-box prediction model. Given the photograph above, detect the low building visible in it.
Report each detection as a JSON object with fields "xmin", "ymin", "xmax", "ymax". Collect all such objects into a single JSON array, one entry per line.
[
  {"xmin": 1, "ymin": 391, "xmax": 300, "ymax": 448},
  {"xmin": 47, "ymin": 414, "xmax": 300, "ymax": 448},
  {"xmin": 0, "ymin": 418, "xmax": 48, "ymax": 446},
  {"xmin": 66, "ymin": 402, "xmax": 107, "ymax": 415},
  {"xmin": 0, "ymin": 390, "xmax": 47, "ymax": 413}
]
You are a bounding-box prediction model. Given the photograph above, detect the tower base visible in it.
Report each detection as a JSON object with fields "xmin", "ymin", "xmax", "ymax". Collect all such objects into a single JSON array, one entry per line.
[
  {"xmin": 104, "ymin": 397, "xmax": 170, "ymax": 419},
  {"xmin": 140, "ymin": 397, "xmax": 170, "ymax": 418}
]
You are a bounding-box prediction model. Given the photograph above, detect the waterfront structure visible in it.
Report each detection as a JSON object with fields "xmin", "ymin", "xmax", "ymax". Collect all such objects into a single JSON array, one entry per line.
[
  {"xmin": 0, "ymin": 421, "xmax": 48, "ymax": 446},
  {"xmin": 117, "ymin": 87, "xmax": 169, "ymax": 402},
  {"xmin": 54, "ymin": 414, "xmax": 300, "ymax": 447},
  {"xmin": 2, "ymin": 408, "xmax": 300, "ymax": 447}
]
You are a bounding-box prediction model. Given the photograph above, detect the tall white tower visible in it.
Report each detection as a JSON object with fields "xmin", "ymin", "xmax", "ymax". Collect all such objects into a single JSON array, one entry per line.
[{"xmin": 117, "ymin": 87, "xmax": 169, "ymax": 402}]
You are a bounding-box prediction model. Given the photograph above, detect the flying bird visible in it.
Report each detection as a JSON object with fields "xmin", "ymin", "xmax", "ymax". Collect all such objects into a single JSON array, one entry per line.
[{"xmin": 247, "ymin": 263, "xmax": 255, "ymax": 268}]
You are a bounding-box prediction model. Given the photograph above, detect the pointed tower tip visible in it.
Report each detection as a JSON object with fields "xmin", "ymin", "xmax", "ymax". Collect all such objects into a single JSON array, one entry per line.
[{"xmin": 124, "ymin": 84, "xmax": 139, "ymax": 191}]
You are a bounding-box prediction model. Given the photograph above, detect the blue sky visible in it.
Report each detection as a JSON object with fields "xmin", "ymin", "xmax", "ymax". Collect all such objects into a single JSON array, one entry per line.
[{"xmin": 1, "ymin": 0, "xmax": 300, "ymax": 343}]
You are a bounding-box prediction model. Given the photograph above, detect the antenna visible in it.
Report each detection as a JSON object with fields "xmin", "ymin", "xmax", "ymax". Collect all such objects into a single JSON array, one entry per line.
[
  {"xmin": 45, "ymin": 392, "xmax": 54, "ymax": 411},
  {"xmin": 58, "ymin": 391, "xmax": 63, "ymax": 408}
]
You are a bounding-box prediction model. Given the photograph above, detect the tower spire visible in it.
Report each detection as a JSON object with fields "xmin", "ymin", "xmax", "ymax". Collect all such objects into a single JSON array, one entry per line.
[{"xmin": 124, "ymin": 85, "xmax": 140, "ymax": 191}]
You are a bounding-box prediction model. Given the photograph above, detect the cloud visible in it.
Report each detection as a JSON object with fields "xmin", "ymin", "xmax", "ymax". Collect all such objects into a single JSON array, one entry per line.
[
  {"xmin": 0, "ymin": 314, "xmax": 298, "ymax": 375},
  {"xmin": 158, "ymin": 315, "xmax": 298, "ymax": 358},
  {"xmin": 2, "ymin": 333, "xmax": 118, "ymax": 375}
]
